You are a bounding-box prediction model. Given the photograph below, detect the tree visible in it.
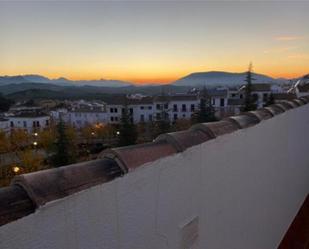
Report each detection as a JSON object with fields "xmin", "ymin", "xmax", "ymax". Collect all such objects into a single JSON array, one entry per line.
[
  {"xmin": 152, "ymin": 96, "xmax": 171, "ymax": 138},
  {"xmin": 51, "ymin": 119, "xmax": 76, "ymax": 167},
  {"xmin": 243, "ymin": 63, "xmax": 257, "ymax": 111},
  {"xmin": 192, "ymin": 87, "xmax": 217, "ymax": 124},
  {"xmin": 265, "ymin": 93, "xmax": 275, "ymax": 107},
  {"xmin": 0, "ymin": 131, "xmax": 10, "ymax": 154},
  {"xmin": 0, "ymin": 93, "xmax": 14, "ymax": 112},
  {"xmin": 10, "ymin": 129, "xmax": 30, "ymax": 152},
  {"xmin": 173, "ymin": 118, "xmax": 191, "ymax": 131},
  {"xmin": 38, "ymin": 127, "xmax": 57, "ymax": 151},
  {"xmin": 118, "ymin": 103, "xmax": 137, "ymax": 147}
]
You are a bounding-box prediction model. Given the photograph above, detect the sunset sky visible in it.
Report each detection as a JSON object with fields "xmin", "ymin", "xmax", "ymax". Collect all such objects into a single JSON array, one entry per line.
[{"xmin": 0, "ymin": 1, "xmax": 308, "ymax": 84}]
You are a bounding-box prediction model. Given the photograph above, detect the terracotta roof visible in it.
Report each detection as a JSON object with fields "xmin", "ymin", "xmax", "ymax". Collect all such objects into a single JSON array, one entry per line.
[
  {"xmin": 106, "ymin": 96, "xmax": 154, "ymax": 105},
  {"xmin": 0, "ymin": 96, "xmax": 308, "ymax": 226},
  {"xmin": 298, "ymin": 84, "xmax": 309, "ymax": 93},
  {"xmin": 273, "ymin": 93, "xmax": 297, "ymax": 101},
  {"xmin": 227, "ymin": 98, "xmax": 244, "ymax": 106},
  {"xmin": 240, "ymin": 83, "xmax": 272, "ymax": 92},
  {"xmin": 154, "ymin": 95, "xmax": 198, "ymax": 102}
]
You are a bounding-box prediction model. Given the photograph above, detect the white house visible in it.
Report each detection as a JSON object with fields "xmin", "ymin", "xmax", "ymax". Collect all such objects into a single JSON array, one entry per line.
[
  {"xmin": 288, "ymin": 75, "xmax": 309, "ymax": 98},
  {"xmin": 153, "ymin": 95, "xmax": 198, "ymax": 122},
  {"xmin": 239, "ymin": 83, "xmax": 272, "ymax": 108},
  {"xmin": 0, "ymin": 118, "xmax": 10, "ymax": 133},
  {"xmin": 65, "ymin": 106, "xmax": 108, "ymax": 128},
  {"xmin": 9, "ymin": 114, "xmax": 50, "ymax": 133}
]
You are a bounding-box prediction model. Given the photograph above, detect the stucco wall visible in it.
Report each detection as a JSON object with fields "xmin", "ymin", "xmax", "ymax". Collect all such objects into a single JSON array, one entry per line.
[{"xmin": 1, "ymin": 105, "xmax": 309, "ymax": 249}]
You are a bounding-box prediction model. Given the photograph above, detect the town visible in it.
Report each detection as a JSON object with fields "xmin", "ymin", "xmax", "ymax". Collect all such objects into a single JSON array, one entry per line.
[{"xmin": 0, "ymin": 74, "xmax": 308, "ymax": 186}]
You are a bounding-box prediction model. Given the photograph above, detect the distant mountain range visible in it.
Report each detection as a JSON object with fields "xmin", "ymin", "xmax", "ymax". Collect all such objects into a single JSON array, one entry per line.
[
  {"xmin": 172, "ymin": 71, "xmax": 290, "ymax": 87},
  {"xmin": 0, "ymin": 74, "xmax": 132, "ymax": 87},
  {"xmin": 0, "ymin": 71, "xmax": 295, "ymax": 89}
]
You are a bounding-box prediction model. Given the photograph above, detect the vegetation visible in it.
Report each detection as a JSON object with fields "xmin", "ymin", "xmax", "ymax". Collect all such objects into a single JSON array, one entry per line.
[
  {"xmin": 242, "ymin": 63, "xmax": 257, "ymax": 112},
  {"xmin": 265, "ymin": 93, "xmax": 275, "ymax": 106},
  {"xmin": 51, "ymin": 119, "xmax": 77, "ymax": 167},
  {"xmin": 192, "ymin": 87, "xmax": 217, "ymax": 124},
  {"xmin": 118, "ymin": 104, "xmax": 138, "ymax": 146},
  {"xmin": 0, "ymin": 93, "xmax": 14, "ymax": 112}
]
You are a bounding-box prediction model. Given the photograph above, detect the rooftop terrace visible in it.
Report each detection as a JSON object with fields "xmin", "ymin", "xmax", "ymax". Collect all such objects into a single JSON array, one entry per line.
[{"xmin": 0, "ymin": 96, "xmax": 309, "ymax": 249}]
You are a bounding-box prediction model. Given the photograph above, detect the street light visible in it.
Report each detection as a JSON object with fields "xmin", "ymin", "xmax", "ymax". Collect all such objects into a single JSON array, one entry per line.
[
  {"xmin": 33, "ymin": 141, "xmax": 38, "ymax": 146},
  {"xmin": 12, "ymin": 166, "xmax": 20, "ymax": 174},
  {"xmin": 34, "ymin": 133, "xmax": 38, "ymax": 137},
  {"xmin": 116, "ymin": 131, "xmax": 120, "ymax": 135}
]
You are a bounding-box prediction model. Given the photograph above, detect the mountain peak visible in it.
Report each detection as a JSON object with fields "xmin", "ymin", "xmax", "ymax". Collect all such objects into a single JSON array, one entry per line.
[{"xmin": 173, "ymin": 71, "xmax": 283, "ymax": 87}]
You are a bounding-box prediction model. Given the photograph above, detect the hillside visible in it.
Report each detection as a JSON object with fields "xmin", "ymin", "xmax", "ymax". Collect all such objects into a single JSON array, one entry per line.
[{"xmin": 173, "ymin": 71, "xmax": 286, "ymax": 87}]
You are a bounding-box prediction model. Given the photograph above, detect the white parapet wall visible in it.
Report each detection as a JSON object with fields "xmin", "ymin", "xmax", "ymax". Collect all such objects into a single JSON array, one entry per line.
[{"xmin": 1, "ymin": 105, "xmax": 309, "ymax": 249}]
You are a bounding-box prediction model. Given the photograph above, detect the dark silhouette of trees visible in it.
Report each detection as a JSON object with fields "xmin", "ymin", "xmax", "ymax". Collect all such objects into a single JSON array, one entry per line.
[
  {"xmin": 118, "ymin": 102, "xmax": 137, "ymax": 147},
  {"xmin": 242, "ymin": 63, "xmax": 257, "ymax": 112},
  {"xmin": 265, "ymin": 93, "xmax": 275, "ymax": 106},
  {"xmin": 0, "ymin": 93, "xmax": 14, "ymax": 112},
  {"xmin": 152, "ymin": 95, "xmax": 171, "ymax": 138},
  {"xmin": 51, "ymin": 119, "xmax": 76, "ymax": 167},
  {"xmin": 192, "ymin": 87, "xmax": 217, "ymax": 124}
]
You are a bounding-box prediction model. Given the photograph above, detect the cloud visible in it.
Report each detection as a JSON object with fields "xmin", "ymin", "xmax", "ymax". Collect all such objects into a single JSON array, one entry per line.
[
  {"xmin": 263, "ymin": 46, "xmax": 298, "ymax": 54},
  {"xmin": 275, "ymin": 36, "xmax": 304, "ymax": 41},
  {"xmin": 287, "ymin": 53, "xmax": 309, "ymax": 59}
]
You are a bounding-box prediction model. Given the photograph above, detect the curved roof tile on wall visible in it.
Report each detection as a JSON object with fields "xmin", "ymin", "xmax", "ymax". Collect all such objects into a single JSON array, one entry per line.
[{"xmin": 0, "ymin": 96, "xmax": 309, "ymax": 226}]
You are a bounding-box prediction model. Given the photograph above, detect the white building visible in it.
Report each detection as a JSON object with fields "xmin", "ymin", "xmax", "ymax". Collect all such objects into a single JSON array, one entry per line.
[
  {"xmin": 288, "ymin": 75, "xmax": 309, "ymax": 98},
  {"xmin": 0, "ymin": 118, "xmax": 10, "ymax": 133},
  {"xmin": 239, "ymin": 83, "xmax": 272, "ymax": 108},
  {"xmin": 9, "ymin": 114, "xmax": 50, "ymax": 133},
  {"xmin": 65, "ymin": 107, "xmax": 108, "ymax": 128},
  {"xmin": 153, "ymin": 95, "xmax": 198, "ymax": 122}
]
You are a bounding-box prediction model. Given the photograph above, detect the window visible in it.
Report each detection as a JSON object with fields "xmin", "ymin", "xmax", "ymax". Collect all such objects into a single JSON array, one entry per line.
[
  {"xmin": 212, "ymin": 99, "xmax": 216, "ymax": 105},
  {"xmin": 36, "ymin": 121, "xmax": 40, "ymax": 127},
  {"xmin": 156, "ymin": 113, "xmax": 161, "ymax": 120},
  {"xmin": 182, "ymin": 114, "xmax": 186, "ymax": 118},
  {"xmin": 232, "ymin": 93, "xmax": 236, "ymax": 97},
  {"xmin": 110, "ymin": 108, "xmax": 114, "ymax": 113},
  {"xmin": 190, "ymin": 104, "xmax": 195, "ymax": 112},
  {"xmin": 114, "ymin": 108, "xmax": 118, "ymax": 113},
  {"xmin": 140, "ymin": 114, "xmax": 145, "ymax": 122},
  {"xmin": 173, "ymin": 104, "xmax": 178, "ymax": 112},
  {"xmin": 129, "ymin": 108, "xmax": 133, "ymax": 114},
  {"xmin": 10, "ymin": 121, "xmax": 14, "ymax": 127},
  {"xmin": 240, "ymin": 94, "xmax": 243, "ymax": 99},
  {"xmin": 164, "ymin": 103, "xmax": 168, "ymax": 109},
  {"xmin": 46, "ymin": 120, "xmax": 49, "ymax": 126},
  {"xmin": 220, "ymin": 98, "xmax": 225, "ymax": 107},
  {"xmin": 33, "ymin": 121, "xmax": 36, "ymax": 127},
  {"xmin": 173, "ymin": 113, "xmax": 178, "ymax": 120},
  {"xmin": 110, "ymin": 117, "xmax": 114, "ymax": 122},
  {"xmin": 140, "ymin": 106, "xmax": 144, "ymax": 110},
  {"xmin": 182, "ymin": 104, "xmax": 186, "ymax": 112},
  {"xmin": 115, "ymin": 117, "xmax": 119, "ymax": 122},
  {"xmin": 148, "ymin": 106, "xmax": 152, "ymax": 110},
  {"xmin": 23, "ymin": 121, "xmax": 27, "ymax": 128},
  {"xmin": 156, "ymin": 104, "xmax": 161, "ymax": 110},
  {"xmin": 149, "ymin": 114, "xmax": 153, "ymax": 121}
]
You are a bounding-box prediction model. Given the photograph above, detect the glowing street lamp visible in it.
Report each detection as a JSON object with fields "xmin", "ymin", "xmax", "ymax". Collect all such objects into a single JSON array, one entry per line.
[
  {"xmin": 116, "ymin": 131, "xmax": 120, "ymax": 135},
  {"xmin": 33, "ymin": 141, "xmax": 38, "ymax": 146},
  {"xmin": 34, "ymin": 133, "xmax": 38, "ymax": 137},
  {"xmin": 12, "ymin": 166, "xmax": 20, "ymax": 174}
]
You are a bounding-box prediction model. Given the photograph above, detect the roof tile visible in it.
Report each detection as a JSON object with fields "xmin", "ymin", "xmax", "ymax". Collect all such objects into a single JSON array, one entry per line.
[
  {"xmin": 155, "ymin": 130, "xmax": 213, "ymax": 152},
  {"xmin": 190, "ymin": 120, "xmax": 239, "ymax": 137},
  {"xmin": 264, "ymin": 104, "xmax": 286, "ymax": 115},
  {"xmin": 100, "ymin": 141, "xmax": 177, "ymax": 172},
  {"xmin": 223, "ymin": 114, "xmax": 260, "ymax": 129},
  {"xmin": 13, "ymin": 158, "xmax": 121, "ymax": 207}
]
